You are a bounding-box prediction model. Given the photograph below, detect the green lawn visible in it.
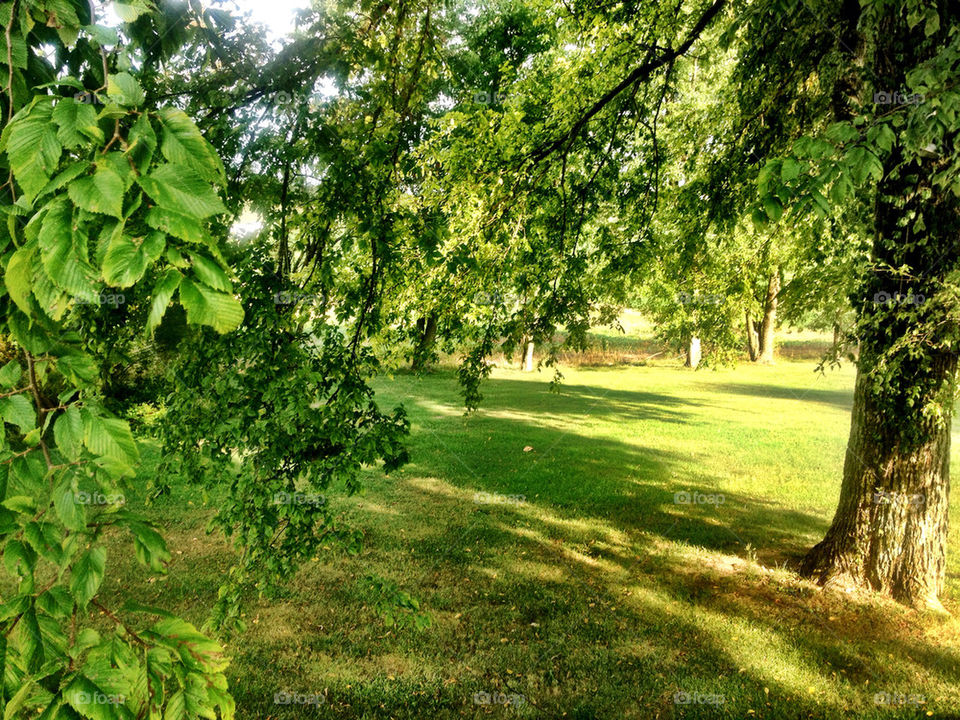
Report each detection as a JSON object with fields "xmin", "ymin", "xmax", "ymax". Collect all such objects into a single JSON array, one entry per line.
[{"xmin": 104, "ymin": 357, "xmax": 960, "ymax": 719}]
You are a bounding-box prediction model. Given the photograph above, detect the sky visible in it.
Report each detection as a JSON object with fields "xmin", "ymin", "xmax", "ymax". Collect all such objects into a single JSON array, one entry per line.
[
  {"xmin": 227, "ymin": 0, "xmax": 307, "ymax": 40},
  {"xmin": 96, "ymin": 1, "xmax": 305, "ymax": 42}
]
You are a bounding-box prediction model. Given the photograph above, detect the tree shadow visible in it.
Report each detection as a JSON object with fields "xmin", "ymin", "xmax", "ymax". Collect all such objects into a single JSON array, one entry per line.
[
  {"xmin": 710, "ymin": 381, "xmax": 854, "ymax": 411},
  {"xmin": 392, "ymin": 380, "xmax": 829, "ymax": 566},
  {"xmin": 219, "ymin": 370, "xmax": 958, "ymax": 718}
]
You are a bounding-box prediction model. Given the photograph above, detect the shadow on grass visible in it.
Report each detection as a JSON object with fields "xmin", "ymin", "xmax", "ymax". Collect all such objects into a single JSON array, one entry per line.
[
  {"xmin": 709, "ymin": 381, "xmax": 854, "ymax": 411},
  {"xmin": 391, "ymin": 377, "xmax": 829, "ymax": 564},
  {"xmin": 150, "ymin": 370, "xmax": 958, "ymax": 719}
]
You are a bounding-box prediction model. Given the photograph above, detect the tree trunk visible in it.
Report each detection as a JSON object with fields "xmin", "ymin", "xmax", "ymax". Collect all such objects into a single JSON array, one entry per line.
[
  {"xmin": 685, "ymin": 336, "xmax": 702, "ymax": 369},
  {"xmin": 746, "ymin": 311, "xmax": 759, "ymax": 361},
  {"xmin": 522, "ymin": 340, "xmax": 535, "ymax": 372},
  {"xmin": 757, "ymin": 269, "xmax": 779, "ymax": 363},
  {"xmin": 410, "ymin": 314, "xmax": 438, "ymax": 372},
  {"xmin": 801, "ymin": 361, "xmax": 954, "ymax": 611},
  {"xmin": 801, "ymin": 3, "xmax": 960, "ymax": 610}
]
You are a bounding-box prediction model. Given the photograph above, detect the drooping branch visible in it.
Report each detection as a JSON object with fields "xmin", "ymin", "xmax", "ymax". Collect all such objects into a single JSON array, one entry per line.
[{"xmin": 530, "ymin": 0, "xmax": 727, "ymax": 163}]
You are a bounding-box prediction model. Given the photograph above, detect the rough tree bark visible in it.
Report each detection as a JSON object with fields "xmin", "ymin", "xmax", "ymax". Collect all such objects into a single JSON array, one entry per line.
[
  {"xmin": 746, "ymin": 311, "xmax": 760, "ymax": 361},
  {"xmin": 757, "ymin": 269, "xmax": 779, "ymax": 363},
  {"xmin": 410, "ymin": 314, "xmax": 438, "ymax": 372},
  {"xmin": 801, "ymin": 3, "xmax": 960, "ymax": 610},
  {"xmin": 801, "ymin": 364, "xmax": 954, "ymax": 610}
]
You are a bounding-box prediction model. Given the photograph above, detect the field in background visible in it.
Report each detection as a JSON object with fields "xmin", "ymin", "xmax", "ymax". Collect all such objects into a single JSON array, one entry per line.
[
  {"xmin": 477, "ymin": 310, "xmax": 838, "ymax": 369},
  {"xmin": 102, "ymin": 348, "xmax": 960, "ymax": 719}
]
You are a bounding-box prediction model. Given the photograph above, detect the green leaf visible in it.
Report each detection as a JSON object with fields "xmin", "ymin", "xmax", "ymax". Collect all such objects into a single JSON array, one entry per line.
[
  {"xmin": 8, "ymin": 312, "xmax": 52, "ymax": 354},
  {"xmin": 86, "ymin": 25, "xmax": 120, "ymax": 46},
  {"xmin": 57, "ymin": 352, "xmax": 99, "ymax": 386},
  {"xmin": 846, "ymin": 146, "xmax": 883, "ymax": 185},
  {"xmin": 64, "ymin": 674, "xmax": 117, "ymax": 720},
  {"xmin": 74, "ymin": 627, "xmax": 102, "ymax": 653},
  {"xmin": 55, "ymin": 481, "xmax": 86, "ymax": 532},
  {"xmin": 178, "ymin": 278, "xmax": 243, "ymax": 333},
  {"xmin": 761, "ymin": 196, "xmax": 783, "ymax": 223},
  {"xmin": 3, "ymin": 680, "xmax": 34, "ymax": 720},
  {"xmin": 38, "ymin": 198, "xmax": 98, "ymax": 296},
  {"xmin": 137, "ymin": 164, "xmax": 227, "ymax": 220},
  {"xmin": 146, "ymin": 206, "xmax": 206, "ymax": 244},
  {"xmin": 127, "ymin": 113, "xmax": 157, "ymax": 174},
  {"xmin": 146, "ymin": 268, "xmax": 183, "ymax": 334},
  {"xmin": 54, "ymin": 406, "xmax": 84, "ymax": 461},
  {"xmin": 780, "ymin": 157, "xmax": 801, "ymax": 182},
  {"xmin": 107, "ymin": 72, "xmax": 145, "ymax": 107},
  {"xmin": 10, "ymin": 453, "xmax": 45, "ymax": 490},
  {"xmin": 69, "ymin": 164, "xmax": 125, "ymax": 218},
  {"xmin": 0, "ymin": 394, "xmax": 35, "ymax": 432},
  {"xmin": 128, "ymin": 521, "xmax": 171, "ymax": 572},
  {"xmin": 158, "ymin": 108, "xmax": 226, "ymax": 184},
  {"xmin": 4, "ymin": 539, "xmax": 37, "ymax": 577},
  {"xmin": 189, "ymin": 253, "xmax": 231, "ymax": 292},
  {"xmin": 37, "ymin": 161, "xmax": 93, "ymax": 201},
  {"xmin": 831, "ymin": 173, "xmax": 853, "ymax": 205},
  {"xmin": 114, "ymin": 0, "xmax": 154, "ymax": 22},
  {"xmin": 37, "ymin": 587, "xmax": 74, "ymax": 618},
  {"xmin": 809, "ymin": 188, "xmax": 831, "ymax": 217},
  {"xmin": 70, "ymin": 547, "xmax": 107, "ymax": 609},
  {"xmin": 867, "ymin": 123, "xmax": 896, "ymax": 154},
  {"xmin": 0, "ymin": 360, "xmax": 21, "ymax": 388},
  {"xmin": 824, "ymin": 122, "xmax": 859, "ymax": 145},
  {"xmin": 100, "ymin": 231, "xmax": 164, "ymax": 289},
  {"xmin": 81, "ymin": 409, "xmax": 140, "ymax": 465},
  {"xmin": 5, "ymin": 101, "xmax": 62, "ymax": 201},
  {"xmin": 102, "ymin": 235, "xmax": 149, "ymax": 288},
  {"xmin": 30, "ymin": 257, "xmax": 70, "ymax": 321},
  {"xmin": 5, "ymin": 242, "xmax": 36, "ymax": 313},
  {"xmin": 0, "ymin": 27, "xmax": 27, "ymax": 70},
  {"xmin": 164, "ymin": 690, "xmax": 186, "ymax": 720},
  {"xmin": 18, "ymin": 606, "xmax": 43, "ymax": 672},
  {"xmin": 24, "ymin": 521, "xmax": 63, "ymax": 564},
  {"xmin": 52, "ymin": 99, "xmax": 104, "ymax": 148}
]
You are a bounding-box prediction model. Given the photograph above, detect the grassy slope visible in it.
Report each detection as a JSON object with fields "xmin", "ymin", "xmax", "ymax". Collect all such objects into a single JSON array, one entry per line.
[{"xmin": 104, "ymin": 356, "xmax": 960, "ymax": 719}]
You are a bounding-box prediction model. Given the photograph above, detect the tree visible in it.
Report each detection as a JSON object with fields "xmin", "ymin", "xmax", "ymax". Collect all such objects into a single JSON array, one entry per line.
[
  {"xmin": 748, "ymin": 0, "xmax": 960, "ymax": 609},
  {"xmin": 0, "ymin": 1, "xmax": 240, "ymax": 714}
]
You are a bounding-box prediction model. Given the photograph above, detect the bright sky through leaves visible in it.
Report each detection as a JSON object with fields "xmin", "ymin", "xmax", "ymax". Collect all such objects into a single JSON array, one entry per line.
[{"xmin": 229, "ymin": 0, "xmax": 307, "ymax": 39}]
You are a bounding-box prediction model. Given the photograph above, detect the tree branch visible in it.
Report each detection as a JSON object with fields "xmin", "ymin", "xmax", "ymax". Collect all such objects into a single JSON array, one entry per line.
[{"xmin": 530, "ymin": 0, "xmax": 727, "ymax": 163}]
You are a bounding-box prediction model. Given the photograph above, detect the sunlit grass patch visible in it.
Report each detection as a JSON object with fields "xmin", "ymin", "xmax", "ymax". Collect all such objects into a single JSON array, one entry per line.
[{"xmin": 110, "ymin": 356, "xmax": 960, "ymax": 718}]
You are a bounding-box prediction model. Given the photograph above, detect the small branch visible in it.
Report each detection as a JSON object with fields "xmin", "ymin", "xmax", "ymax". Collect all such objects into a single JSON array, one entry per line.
[
  {"xmin": 102, "ymin": 119, "xmax": 122, "ymax": 154},
  {"xmin": 4, "ymin": 0, "xmax": 19, "ymax": 123},
  {"xmin": 24, "ymin": 353, "xmax": 52, "ymax": 466},
  {"xmin": 91, "ymin": 599, "xmax": 150, "ymax": 648},
  {"xmin": 0, "ymin": 446, "xmax": 38, "ymax": 465}
]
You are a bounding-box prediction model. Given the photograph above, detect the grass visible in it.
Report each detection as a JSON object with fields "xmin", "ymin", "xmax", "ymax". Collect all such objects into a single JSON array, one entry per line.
[{"xmin": 103, "ymin": 351, "xmax": 960, "ymax": 719}]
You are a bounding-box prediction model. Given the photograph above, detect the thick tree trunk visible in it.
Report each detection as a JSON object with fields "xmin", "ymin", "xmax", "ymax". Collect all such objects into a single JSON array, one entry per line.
[
  {"xmin": 685, "ymin": 336, "xmax": 702, "ymax": 369},
  {"xmin": 746, "ymin": 311, "xmax": 759, "ymax": 361},
  {"xmin": 757, "ymin": 269, "xmax": 779, "ymax": 363},
  {"xmin": 802, "ymin": 4, "xmax": 960, "ymax": 609},
  {"xmin": 522, "ymin": 340, "xmax": 535, "ymax": 372},
  {"xmin": 801, "ymin": 361, "xmax": 954, "ymax": 610},
  {"xmin": 410, "ymin": 314, "xmax": 438, "ymax": 372}
]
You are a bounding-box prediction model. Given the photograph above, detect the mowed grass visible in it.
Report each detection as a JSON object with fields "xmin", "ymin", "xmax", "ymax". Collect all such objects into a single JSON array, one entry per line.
[{"xmin": 102, "ymin": 356, "xmax": 960, "ymax": 719}]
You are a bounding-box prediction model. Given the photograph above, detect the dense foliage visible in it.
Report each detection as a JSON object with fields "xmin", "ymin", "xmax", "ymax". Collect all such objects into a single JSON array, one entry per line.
[{"xmin": 1, "ymin": 0, "xmax": 959, "ymax": 714}]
